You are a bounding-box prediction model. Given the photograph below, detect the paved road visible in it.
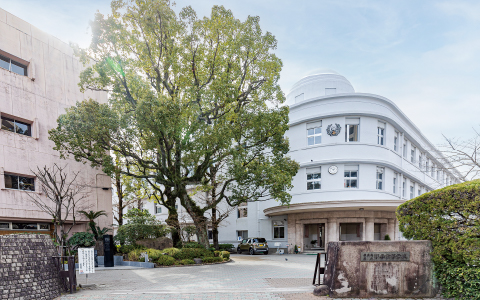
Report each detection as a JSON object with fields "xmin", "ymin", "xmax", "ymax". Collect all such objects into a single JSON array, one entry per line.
[{"xmin": 57, "ymin": 254, "xmax": 444, "ymax": 300}]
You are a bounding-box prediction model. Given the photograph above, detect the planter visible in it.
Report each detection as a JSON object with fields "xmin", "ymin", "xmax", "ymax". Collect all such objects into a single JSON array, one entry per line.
[{"xmin": 193, "ymin": 258, "xmax": 203, "ymax": 264}]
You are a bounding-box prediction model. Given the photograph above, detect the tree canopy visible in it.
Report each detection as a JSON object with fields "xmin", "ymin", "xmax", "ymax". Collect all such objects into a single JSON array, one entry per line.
[{"xmin": 49, "ymin": 0, "xmax": 299, "ymax": 247}]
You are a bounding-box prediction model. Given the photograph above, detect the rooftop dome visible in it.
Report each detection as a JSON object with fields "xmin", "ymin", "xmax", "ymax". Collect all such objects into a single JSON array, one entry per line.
[{"xmin": 285, "ymin": 71, "xmax": 355, "ymax": 106}]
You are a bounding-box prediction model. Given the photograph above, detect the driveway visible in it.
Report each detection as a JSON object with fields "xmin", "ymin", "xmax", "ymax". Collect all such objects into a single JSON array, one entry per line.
[{"xmin": 58, "ymin": 253, "xmax": 319, "ymax": 300}]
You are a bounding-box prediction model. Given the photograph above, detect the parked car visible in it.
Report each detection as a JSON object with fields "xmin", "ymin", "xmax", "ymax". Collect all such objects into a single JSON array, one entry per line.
[{"xmin": 237, "ymin": 237, "xmax": 269, "ymax": 255}]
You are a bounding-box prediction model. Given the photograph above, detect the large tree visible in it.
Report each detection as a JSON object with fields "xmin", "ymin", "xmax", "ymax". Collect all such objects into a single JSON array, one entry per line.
[{"xmin": 49, "ymin": 0, "xmax": 298, "ymax": 248}]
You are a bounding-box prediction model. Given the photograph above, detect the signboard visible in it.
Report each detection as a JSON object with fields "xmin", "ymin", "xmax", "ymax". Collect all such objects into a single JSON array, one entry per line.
[
  {"xmin": 78, "ymin": 248, "xmax": 95, "ymax": 274},
  {"xmin": 361, "ymin": 252, "xmax": 410, "ymax": 262}
]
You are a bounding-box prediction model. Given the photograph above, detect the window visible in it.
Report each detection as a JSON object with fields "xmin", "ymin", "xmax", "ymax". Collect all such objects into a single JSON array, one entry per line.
[
  {"xmin": 1, "ymin": 116, "xmax": 32, "ymax": 136},
  {"xmin": 155, "ymin": 205, "xmax": 162, "ymax": 214},
  {"xmin": 325, "ymin": 88, "xmax": 336, "ymax": 95},
  {"xmin": 237, "ymin": 203, "xmax": 247, "ymax": 218},
  {"xmin": 431, "ymin": 164, "xmax": 435, "ymax": 177},
  {"xmin": 345, "ymin": 118, "xmax": 359, "ymax": 142},
  {"xmin": 377, "ymin": 122, "xmax": 385, "ymax": 145},
  {"xmin": 295, "ymin": 93, "xmax": 304, "ymax": 103},
  {"xmin": 208, "ymin": 229, "xmax": 213, "ymax": 240},
  {"xmin": 410, "ymin": 184, "xmax": 414, "ymax": 199},
  {"xmin": 403, "ymin": 139, "xmax": 408, "ymax": 158},
  {"xmin": 307, "ymin": 121, "xmax": 322, "ymax": 146},
  {"xmin": 393, "ymin": 173, "xmax": 398, "ymax": 194},
  {"xmin": 402, "ymin": 178, "xmax": 406, "ymax": 198},
  {"xmin": 426, "ymin": 159, "xmax": 430, "ymax": 173},
  {"xmin": 339, "ymin": 223, "xmax": 362, "ymax": 241},
  {"xmin": 0, "ymin": 54, "xmax": 27, "ymax": 76},
  {"xmin": 418, "ymin": 153, "xmax": 423, "ymax": 169},
  {"xmin": 4, "ymin": 174, "xmax": 35, "ymax": 191},
  {"xmin": 411, "ymin": 146, "xmax": 416, "ymax": 163},
  {"xmin": 394, "ymin": 131, "xmax": 399, "ymax": 151},
  {"xmin": 0, "ymin": 222, "xmax": 49, "ymax": 230},
  {"xmin": 344, "ymin": 165, "xmax": 358, "ymax": 188},
  {"xmin": 376, "ymin": 167, "xmax": 384, "ymax": 190},
  {"xmin": 273, "ymin": 221, "xmax": 285, "ymax": 239},
  {"xmin": 307, "ymin": 167, "xmax": 321, "ymax": 190},
  {"xmin": 237, "ymin": 230, "xmax": 248, "ymax": 240},
  {"xmin": 418, "ymin": 187, "xmax": 422, "ymax": 196}
]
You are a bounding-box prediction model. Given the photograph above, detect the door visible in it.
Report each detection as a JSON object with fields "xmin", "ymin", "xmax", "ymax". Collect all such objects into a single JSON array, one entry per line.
[{"xmin": 318, "ymin": 224, "xmax": 325, "ymax": 248}]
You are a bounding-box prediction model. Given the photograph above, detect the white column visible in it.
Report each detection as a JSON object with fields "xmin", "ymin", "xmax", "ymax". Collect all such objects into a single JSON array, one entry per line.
[
  {"xmin": 365, "ymin": 217, "xmax": 375, "ymax": 241},
  {"xmin": 326, "ymin": 218, "xmax": 337, "ymax": 251}
]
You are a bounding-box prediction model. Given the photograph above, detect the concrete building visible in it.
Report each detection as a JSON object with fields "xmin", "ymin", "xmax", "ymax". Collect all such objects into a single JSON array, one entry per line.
[
  {"xmin": 214, "ymin": 71, "xmax": 461, "ymax": 253},
  {"xmin": 0, "ymin": 9, "xmax": 112, "ymax": 236}
]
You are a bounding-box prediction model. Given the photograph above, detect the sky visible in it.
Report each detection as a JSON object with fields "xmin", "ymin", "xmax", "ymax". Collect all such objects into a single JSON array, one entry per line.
[{"xmin": 1, "ymin": 0, "xmax": 479, "ymax": 147}]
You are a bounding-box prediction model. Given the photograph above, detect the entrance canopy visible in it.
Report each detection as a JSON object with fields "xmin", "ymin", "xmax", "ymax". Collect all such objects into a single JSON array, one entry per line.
[{"xmin": 263, "ymin": 199, "xmax": 403, "ymax": 216}]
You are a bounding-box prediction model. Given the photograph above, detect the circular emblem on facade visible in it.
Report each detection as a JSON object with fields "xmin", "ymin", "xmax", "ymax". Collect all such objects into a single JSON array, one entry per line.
[
  {"xmin": 326, "ymin": 123, "xmax": 341, "ymax": 136},
  {"xmin": 328, "ymin": 165, "xmax": 338, "ymax": 175}
]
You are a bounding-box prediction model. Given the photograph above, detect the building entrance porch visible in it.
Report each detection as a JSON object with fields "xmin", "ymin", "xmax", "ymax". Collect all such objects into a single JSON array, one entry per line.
[{"xmin": 303, "ymin": 223, "xmax": 325, "ymax": 250}]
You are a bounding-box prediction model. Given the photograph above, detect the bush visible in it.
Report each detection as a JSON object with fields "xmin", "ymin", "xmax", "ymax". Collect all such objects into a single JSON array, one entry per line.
[
  {"xmin": 396, "ymin": 180, "xmax": 480, "ymax": 299},
  {"xmin": 162, "ymin": 247, "xmax": 181, "ymax": 256},
  {"xmin": 220, "ymin": 251, "xmax": 230, "ymax": 260},
  {"xmin": 115, "ymin": 224, "xmax": 168, "ymax": 245},
  {"xmin": 173, "ymin": 248, "xmax": 213, "ymax": 260},
  {"xmin": 202, "ymin": 257, "xmax": 223, "ymax": 263},
  {"xmin": 127, "ymin": 249, "xmax": 144, "ymax": 261},
  {"xmin": 179, "ymin": 259, "xmax": 195, "ymax": 265},
  {"xmin": 117, "ymin": 244, "xmax": 146, "ymax": 254},
  {"xmin": 218, "ymin": 244, "xmax": 234, "ymax": 251},
  {"xmin": 183, "ymin": 242, "xmax": 204, "ymax": 249},
  {"xmin": 156, "ymin": 255, "xmax": 176, "ymax": 266},
  {"xmin": 145, "ymin": 248, "xmax": 164, "ymax": 261},
  {"xmin": 67, "ymin": 232, "xmax": 96, "ymax": 251},
  {"xmin": 214, "ymin": 250, "xmax": 221, "ymax": 257}
]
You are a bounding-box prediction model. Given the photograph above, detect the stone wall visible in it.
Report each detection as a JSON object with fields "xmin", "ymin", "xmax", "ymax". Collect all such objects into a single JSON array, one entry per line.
[
  {"xmin": 323, "ymin": 240, "xmax": 438, "ymax": 298},
  {"xmin": 0, "ymin": 234, "xmax": 64, "ymax": 300}
]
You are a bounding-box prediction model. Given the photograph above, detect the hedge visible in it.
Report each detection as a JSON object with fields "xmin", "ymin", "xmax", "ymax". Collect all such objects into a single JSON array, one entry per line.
[
  {"xmin": 156, "ymin": 255, "xmax": 176, "ymax": 266},
  {"xmin": 162, "ymin": 247, "xmax": 181, "ymax": 256},
  {"xmin": 220, "ymin": 251, "xmax": 230, "ymax": 260},
  {"xmin": 179, "ymin": 259, "xmax": 195, "ymax": 265},
  {"xmin": 173, "ymin": 248, "xmax": 213, "ymax": 260},
  {"xmin": 202, "ymin": 257, "xmax": 223, "ymax": 263},
  {"xmin": 396, "ymin": 180, "xmax": 480, "ymax": 299}
]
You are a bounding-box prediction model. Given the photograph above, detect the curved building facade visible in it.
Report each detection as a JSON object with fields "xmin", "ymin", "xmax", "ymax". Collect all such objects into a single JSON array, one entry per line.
[{"xmin": 214, "ymin": 71, "xmax": 461, "ymax": 253}]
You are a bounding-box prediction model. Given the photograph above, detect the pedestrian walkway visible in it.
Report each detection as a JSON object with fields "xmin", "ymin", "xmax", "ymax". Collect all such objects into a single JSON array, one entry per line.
[{"xmin": 57, "ymin": 254, "xmax": 445, "ymax": 300}]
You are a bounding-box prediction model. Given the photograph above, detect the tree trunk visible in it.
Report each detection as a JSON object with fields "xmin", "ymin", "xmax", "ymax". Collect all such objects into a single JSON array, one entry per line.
[
  {"xmin": 194, "ymin": 216, "xmax": 210, "ymax": 249},
  {"xmin": 164, "ymin": 187, "xmax": 181, "ymax": 247},
  {"xmin": 115, "ymin": 174, "xmax": 124, "ymax": 226},
  {"xmin": 212, "ymin": 207, "xmax": 219, "ymax": 250}
]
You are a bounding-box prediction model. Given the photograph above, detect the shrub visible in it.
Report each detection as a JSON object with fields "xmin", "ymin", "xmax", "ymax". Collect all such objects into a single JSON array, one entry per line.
[
  {"xmin": 173, "ymin": 248, "xmax": 214, "ymax": 260},
  {"xmin": 220, "ymin": 251, "xmax": 230, "ymax": 260},
  {"xmin": 145, "ymin": 248, "xmax": 164, "ymax": 261},
  {"xmin": 127, "ymin": 249, "xmax": 144, "ymax": 261},
  {"xmin": 214, "ymin": 250, "xmax": 221, "ymax": 257},
  {"xmin": 183, "ymin": 242, "xmax": 204, "ymax": 249},
  {"xmin": 162, "ymin": 247, "xmax": 181, "ymax": 256},
  {"xmin": 396, "ymin": 180, "xmax": 480, "ymax": 299},
  {"xmin": 218, "ymin": 244, "xmax": 234, "ymax": 251},
  {"xmin": 202, "ymin": 257, "xmax": 223, "ymax": 263},
  {"xmin": 67, "ymin": 232, "xmax": 95, "ymax": 251},
  {"xmin": 156, "ymin": 255, "xmax": 176, "ymax": 266},
  {"xmin": 384, "ymin": 234, "xmax": 391, "ymax": 241},
  {"xmin": 114, "ymin": 224, "xmax": 168, "ymax": 245},
  {"xmin": 117, "ymin": 244, "xmax": 146, "ymax": 254},
  {"xmin": 179, "ymin": 259, "xmax": 195, "ymax": 265}
]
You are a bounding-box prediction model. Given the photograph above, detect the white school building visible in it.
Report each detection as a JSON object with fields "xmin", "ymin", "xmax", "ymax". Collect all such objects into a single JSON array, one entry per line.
[{"xmin": 136, "ymin": 71, "xmax": 461, "ymax": 253}]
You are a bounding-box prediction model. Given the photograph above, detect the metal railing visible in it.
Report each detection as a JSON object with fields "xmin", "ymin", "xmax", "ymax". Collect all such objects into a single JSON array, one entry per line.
[
  {"xmin": 52, "ymin": 256, "xmax": 77, "ymax": 294},
  {"xmin": 312, "ymin": 252, "xmax": 327, "ymax": 286}
]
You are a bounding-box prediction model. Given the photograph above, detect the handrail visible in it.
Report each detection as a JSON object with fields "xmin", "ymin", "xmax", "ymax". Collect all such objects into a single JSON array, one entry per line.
[
  {"xmin": 312, "ymin": 252, "xmax": 327, "ymax": 286},
  {"xmin": 52, "ymin": 256, "xmax": 77, "ymax": 293}
]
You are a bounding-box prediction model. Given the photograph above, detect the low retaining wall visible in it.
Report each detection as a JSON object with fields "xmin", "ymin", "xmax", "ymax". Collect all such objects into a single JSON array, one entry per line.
[
  {"xmin": 323, "ymin": 241, "xmax": 438, "ymax": 298},
  {"xmin": 74, "ymin": 255, "xmax": 154, "ymax": 269},
  {"xmin": 0, "ymin": 234, "xmax": 64, "ymax": 300}
]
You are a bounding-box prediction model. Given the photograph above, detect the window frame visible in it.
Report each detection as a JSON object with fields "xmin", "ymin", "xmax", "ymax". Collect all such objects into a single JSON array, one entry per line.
[
  {"xmin": 410, "ymin": 184, "xmax": 414, "ymax": 199},
  {"xmin": 4, "ymin": 173, "xmax": 35, "ymax": 191},
  {"xmin": 394, "ymin": 131, "xmax": 399, "ymax": 151},
  {"xmin": 155, "ymin": 205, "xmax": 162, "ymax": 214},
  {"xmin": 273, "ymin": 221, "xmax": 285, "ymax": 239},
  {"xmin": 403, "ymin": 139, "xmax": 408, "ymax": 158},
  {"xmin": 376, "ymin": 167, "xmax": 384, "ymax": 190},
  {"xmin": 344, "ymin": 166, "xmax": 359, "ymax": 189},
  {"xmin": 345, "ymin": 124, "xmax": 359, "ymax": 142},
  {"xmin": 0, "ymin": 222, "xmax": 50, "ymax": 231},
  {"xmin": 410, "ymin": 146, "xmax": 416, "ymax": 163},
  {"xmin": 393, "ymin": 173, "xmax": 397, "ymax": 194},
  {"xmin": 0, "ymin": 53, "xmax": 28, "ymax": 76},
  {"xmin": 402, "ymin": 178, "xmax": 407, "ymax": 198},
  {"xmin": 1, "ymin": 116, "xmax": 32, "ymax": 137},
  {"xmin": 237, "ymin": 203, "xmax": 248, "ymax": 218},
  {"xmin": 307, "ymin": 126, "xmax": 322, "ymax": 146},
  {"xmin": 306, "ymin": 167, "xmax": 321, "ymax": 190}
]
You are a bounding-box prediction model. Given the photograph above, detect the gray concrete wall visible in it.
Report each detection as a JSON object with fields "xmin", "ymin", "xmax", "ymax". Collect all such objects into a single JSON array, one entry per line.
[{"xmin": 323, "ymin": 240, "xmax": 438, "ymax": 298}]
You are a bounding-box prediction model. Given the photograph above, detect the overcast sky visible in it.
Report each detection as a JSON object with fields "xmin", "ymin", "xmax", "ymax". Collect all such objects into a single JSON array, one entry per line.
[{"xmin": 1, "ymin": 0, "xmax": 479, "ymax": 146}]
